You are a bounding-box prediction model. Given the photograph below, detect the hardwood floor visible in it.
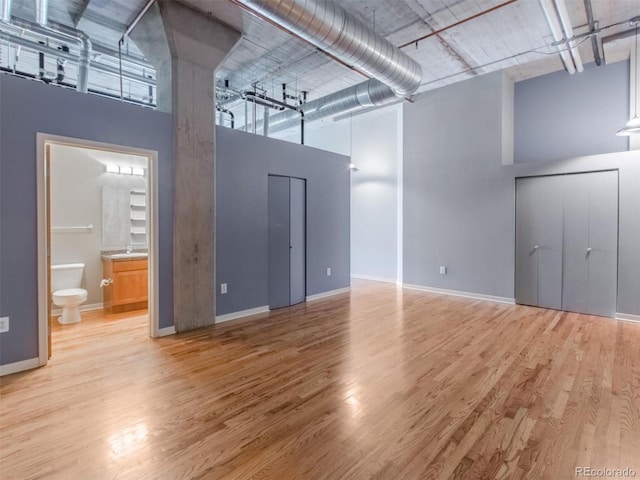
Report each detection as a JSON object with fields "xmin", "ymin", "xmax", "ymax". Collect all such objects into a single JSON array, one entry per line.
[{"xmin": 1, "ymin": 280, "xmax": 639, "ymax": 480}]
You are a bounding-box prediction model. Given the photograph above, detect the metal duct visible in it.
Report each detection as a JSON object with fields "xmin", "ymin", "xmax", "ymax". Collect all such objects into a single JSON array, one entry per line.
[
  {"xmin": 46, "ymin": 21, "xmax": 91, "ymax": 93},
  {"xmin": 36, "ymin": 0, "xmax": 48, "ymax": 26},
  {"xmin": 250, "ymin": 78, "xmax": 396, "ymax": 134},
  {"xmin": 1, "ymin": 0, "xmax": 11, "ymax": 22},
  {"xmin": 76, "ymin": 31, "xmax": 91, "ymax": 93},
  {"xmin": 235, "ymin": 0, "xmax": 422, "ymax": 96}
]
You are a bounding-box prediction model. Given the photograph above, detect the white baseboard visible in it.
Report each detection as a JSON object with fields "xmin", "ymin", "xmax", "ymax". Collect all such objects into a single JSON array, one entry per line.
[
  {"xmin": 402, "ymin": 283, "xmax": 515, "ymax": 305},
  {"xmin": 155, "ymin": 325, "xmax": 176, "ymax": 337},
  {"xmin": 351, "ymin": 274, "xmax": 397, "ymax": 284},
  {"xmin": 215, "ymin": 306, "xmax": 270, "ymax": 324},
  {"xmin": 51, "ymin": 302, "xmax": 103, "ymax": 317},
  {"xmin": 615, "ymin": 312, "xmax": 640, "ymax": 324},
  {"xmin": 306, "ymin": 287, "xmax": 351, "ymax": 302},
  {"xmin": 0, "ymin": 357, "xmax": 40, "ymax": 377}
]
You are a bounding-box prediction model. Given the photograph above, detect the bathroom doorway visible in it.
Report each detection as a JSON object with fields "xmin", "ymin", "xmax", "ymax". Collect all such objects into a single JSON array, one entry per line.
[{"xmin": 36, "ymin": 134, "xmax": 161, "ymax": 364}]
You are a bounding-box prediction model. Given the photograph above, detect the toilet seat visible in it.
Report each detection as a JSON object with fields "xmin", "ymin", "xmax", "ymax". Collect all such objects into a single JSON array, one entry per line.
[{"xmin": 53, "ymin": 288, "xmax": 87, "ymax": 298}]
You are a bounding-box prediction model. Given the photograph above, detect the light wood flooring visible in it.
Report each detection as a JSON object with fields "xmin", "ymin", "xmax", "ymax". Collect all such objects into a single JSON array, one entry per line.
[{"xmin": 1, "ymin": 280, "xmax": 639, "ymax": 479}]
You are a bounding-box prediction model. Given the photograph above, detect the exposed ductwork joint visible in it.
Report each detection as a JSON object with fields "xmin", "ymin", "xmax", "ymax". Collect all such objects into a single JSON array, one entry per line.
[
  {"xmin": 248, "ymin": 78, "xmax": 396, "ymax": 134},
  {"xmin": 232, "ymin": 0, "xmax": 422, "ymax": 132},
  {"xmin": 235, "ymin": 0, "xmax": 422, "ymax": 97}
]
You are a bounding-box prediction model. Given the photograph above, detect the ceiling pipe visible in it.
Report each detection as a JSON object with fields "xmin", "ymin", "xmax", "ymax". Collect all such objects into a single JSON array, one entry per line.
[
  {"xmin": 6, "ymin": 17, "xmax": 92, "ymax": 92},
  {"xmin": 51, "ymin": 21, "xmax": 91, "ymax": 93},
  {"xmin": 0, "ymin": 30, "xmax": 154, "ymax": 86},
  {"xmin": 1, "ymin": 0, "xmax": 11, "ymax": 23},
  {"xmin": 244, "ymin": 78, "xmax": 397, "ymax": 134},
  {"xmin": 553, "ymin": 0, "xmax": 584, "ymax": 72},
  {"xmin": 36, "ymin": 0, "xmax": 48, "ymax": 26},
  {"xmin": 539, "ymin": 0, "xmax": 576, "ymax": 74},
  {"xmin": 232, "ymin": 0, "xmax": 421, "ymax": 133},
  {"xmin": 398, "ymin": 0, "xmax": 517, "ymax": 49},
  {"xmin": 233, "ymin": 0, "xmax": 422, "ymax": 97},
  {"xmin": 583, "ymin": 0, "xmax": 601, "ymax": 66}
]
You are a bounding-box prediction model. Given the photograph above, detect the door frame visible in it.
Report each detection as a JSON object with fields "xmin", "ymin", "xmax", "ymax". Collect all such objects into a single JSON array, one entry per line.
[{"xmin": 36, "ymin": 133, "xmax": 161, "ymax": 366}]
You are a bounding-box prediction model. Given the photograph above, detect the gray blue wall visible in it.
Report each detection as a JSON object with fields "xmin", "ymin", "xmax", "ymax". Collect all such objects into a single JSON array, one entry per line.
[
  {"xmin": 0, "ymin": 75, "xmax": 353, "ymax": 367},
  {"xmin": 515, "ymin": 61, "xmax": 629, "ymax": 163},
  {"xmin": 513, "ymin": 61, "xmax": 640, "ymax": 316},
  {"xmin": 403, "ymin": 72, "xmax": 515, "ymax": 298},
  {"xmin": 216, "ymin": 126, "xmax": 351, "ymax": 315},
  {"xmin": 0, "ymin": 74, "xmax": 174, "ymax": 366},
  {"xmin": 403, "ymin": 63, "xmax": 640, "ymax": 316}
]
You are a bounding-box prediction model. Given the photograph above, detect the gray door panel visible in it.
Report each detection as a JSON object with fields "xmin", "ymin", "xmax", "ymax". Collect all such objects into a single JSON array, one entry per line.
[
  {"xmin": 562, "ymin": 173, "xmax": 590, "ymax": 314},
  {"xmin": 289, "ymin": 178, "xmax": 306, "ymax": 305},
  {"xmin": 515, "ymin": 176, "xmax": 563, "ymax": 309},
  {"xmin": 586, "ymin": 171, "xmax": 618, "ymax": 317},
  {"xmin": 268, "ymin": 175, "xmax": 291, "ymax": 309}
]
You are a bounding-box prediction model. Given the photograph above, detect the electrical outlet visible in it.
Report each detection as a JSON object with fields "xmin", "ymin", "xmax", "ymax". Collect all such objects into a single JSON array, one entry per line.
[
  {"xmin": 0, "ymin": 317, "xmax": 9, "ymax": 333},
  {"xmin": 326, "ymin": 267, "xmax": 332, "ymax": 276},
  {"xmin": 221, "ymin": 283, "xmax": 228, "ymax": 294},
  {"xmin": 439, "ymin": 266, "xmax": 447, "ymax": 275}
]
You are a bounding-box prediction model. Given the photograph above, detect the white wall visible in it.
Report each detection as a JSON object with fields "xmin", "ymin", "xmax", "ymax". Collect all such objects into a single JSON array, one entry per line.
[
  {"xmin": 50, "ymin": 145, "xmax": 146, "ymax": 305},
  {"xmin": 273, "ymin": 104, "xmax": 402, "ymax": 282}
]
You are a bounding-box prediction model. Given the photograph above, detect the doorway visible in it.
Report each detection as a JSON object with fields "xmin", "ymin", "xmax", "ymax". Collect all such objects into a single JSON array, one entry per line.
[
  {"xmin": 515, "ymin": 170, "xmax": 619, "ymax": 317},
  {"xmin": 36, "ymin": 134, "xmax": 160, "ymax": 365},
  {"xmin": 268, "ymin": 175, "xmax": 306, "ymax": 309}
]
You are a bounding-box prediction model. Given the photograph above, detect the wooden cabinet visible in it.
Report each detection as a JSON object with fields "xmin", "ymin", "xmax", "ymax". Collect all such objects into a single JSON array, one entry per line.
[{"xmin": 102, "ymin": 258, "xmax": 148, "ymax": 313}]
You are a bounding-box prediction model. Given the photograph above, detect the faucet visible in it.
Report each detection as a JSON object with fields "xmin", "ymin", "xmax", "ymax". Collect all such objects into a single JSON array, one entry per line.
[{"xmin": 126, "ymin": 245, "xmax": 133, "ymax": 254}]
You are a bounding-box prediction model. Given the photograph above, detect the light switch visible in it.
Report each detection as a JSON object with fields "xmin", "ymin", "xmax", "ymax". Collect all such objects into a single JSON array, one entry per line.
[{"xmin": 221, "ymin": 283, "xmax": 228, "ymax": 294}]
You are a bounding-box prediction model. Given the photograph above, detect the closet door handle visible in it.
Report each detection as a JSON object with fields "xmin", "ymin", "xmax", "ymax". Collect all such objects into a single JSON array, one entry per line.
[
  {"xmin": 586, "ymin": 247, "xmax": 592, "ymax": 257},
  {"xmin": 530, "ymin": 245, "xmax": 539, "ymax": 255}
]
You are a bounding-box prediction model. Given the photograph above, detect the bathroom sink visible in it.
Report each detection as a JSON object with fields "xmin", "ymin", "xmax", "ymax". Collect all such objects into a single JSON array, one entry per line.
[{"xmin": 108, "ymin": 253, "xmax": 148, "ymax": 259}]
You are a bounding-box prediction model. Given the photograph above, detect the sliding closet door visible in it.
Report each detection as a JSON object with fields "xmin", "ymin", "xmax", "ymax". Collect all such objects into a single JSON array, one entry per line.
[
  {"xmin": 562, "ymin": 174, "xmax": 590, "ymax": 314},
  {"xmin": 289, "ymin": 178, "xmax": 306, "ymax": 305},
  {"xmin": 562, "ymin": 171, "xmax": 618, "ymax": 317},
  {"xmin": 268, "ymin": 175, "xmax": 307, "ymax": 309},
  {"xmin": 268, "ymin": 175, "xmax": 291, "ymax": 309},
  {"xmin": 515, "ymin": 176, "xmax": 564, "ymax": 309}
]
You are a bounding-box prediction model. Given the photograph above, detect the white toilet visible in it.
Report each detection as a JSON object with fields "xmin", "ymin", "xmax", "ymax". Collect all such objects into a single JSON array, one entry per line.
[{"xmin": 51, "ymin": 263, "xmax": 88, "ymax": 324}]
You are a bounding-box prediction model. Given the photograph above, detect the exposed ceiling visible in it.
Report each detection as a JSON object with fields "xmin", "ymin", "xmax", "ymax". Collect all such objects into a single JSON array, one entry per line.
[{"xmin": 5, "ymin": 0, "xmax": 640, "ymax": 126}]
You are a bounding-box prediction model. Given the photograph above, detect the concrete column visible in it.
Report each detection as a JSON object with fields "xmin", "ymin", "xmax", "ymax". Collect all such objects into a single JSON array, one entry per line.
[{"xmin": 131, "ymin": 1, "xmax": 241, "ymax": 332}]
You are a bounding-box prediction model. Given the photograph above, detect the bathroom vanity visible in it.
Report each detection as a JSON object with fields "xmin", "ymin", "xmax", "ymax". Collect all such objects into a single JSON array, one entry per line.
[{"xmin": 102, "ymin": 254, "xmax": 148, "ymax": 313}]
